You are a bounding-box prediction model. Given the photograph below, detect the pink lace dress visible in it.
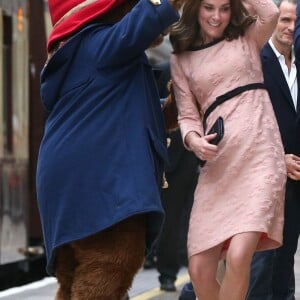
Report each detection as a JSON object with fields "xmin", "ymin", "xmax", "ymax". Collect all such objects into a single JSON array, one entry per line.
[{"xmin": 171, "ymin": 0, "xmax": 286, "ymax": 258}]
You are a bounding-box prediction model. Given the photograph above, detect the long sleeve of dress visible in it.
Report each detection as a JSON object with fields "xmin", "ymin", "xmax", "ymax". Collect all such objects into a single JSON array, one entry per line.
[
  {"xmin": 244, "ymin": 0, "xmax": 279, "ymax": 48},
  {"xmin": 170, "ymin": 54, "xmax": 203, "ymax": 148}
]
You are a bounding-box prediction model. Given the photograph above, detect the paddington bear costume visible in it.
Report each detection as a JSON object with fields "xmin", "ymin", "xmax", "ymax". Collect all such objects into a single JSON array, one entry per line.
[{"xmin": 36, "ymin": 0, "xmax": 179, "ymax": 298}]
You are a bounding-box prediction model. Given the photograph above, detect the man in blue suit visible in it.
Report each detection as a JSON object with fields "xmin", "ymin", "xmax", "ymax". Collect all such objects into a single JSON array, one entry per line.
[{"xmin": 247, "ymin": 0, "xmax": 300, "ymax": 299}]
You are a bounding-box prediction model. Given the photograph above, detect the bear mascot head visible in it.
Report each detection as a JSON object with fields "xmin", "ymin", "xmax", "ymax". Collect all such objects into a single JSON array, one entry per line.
[{"xmin": 47, "ymin": 0, "xmax": 169, "ymax": 52}]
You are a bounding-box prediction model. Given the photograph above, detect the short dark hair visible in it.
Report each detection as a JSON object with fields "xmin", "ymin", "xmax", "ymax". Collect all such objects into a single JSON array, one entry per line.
[{"xmin": 276, "ymin": 0, "xmax": 297, "ymax": 7}]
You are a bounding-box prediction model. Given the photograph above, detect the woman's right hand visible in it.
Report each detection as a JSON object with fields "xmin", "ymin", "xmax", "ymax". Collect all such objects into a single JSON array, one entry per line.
[{"xmin": 185, "ymin": 131, "xmax": 219, "ymax": 161}]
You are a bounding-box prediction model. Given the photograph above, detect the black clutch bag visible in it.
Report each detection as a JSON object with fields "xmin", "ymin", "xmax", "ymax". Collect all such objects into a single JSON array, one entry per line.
[
  {"xmin": 199, "ymin": 117, "xmax": 224, "ymax": 167},
  {"xmin": 207, "ymin": 116, "xmax": 224, "ymax": 145}
]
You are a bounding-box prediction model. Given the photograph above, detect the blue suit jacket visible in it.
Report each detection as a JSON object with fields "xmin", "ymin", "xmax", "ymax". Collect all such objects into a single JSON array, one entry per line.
[
  {"xmin": 37, "ymin": 0, "xmax": 179, "ymax": 275},
  {"xmin": 261, "ymin": 43, "xmax": 300, "ymax": 158}
]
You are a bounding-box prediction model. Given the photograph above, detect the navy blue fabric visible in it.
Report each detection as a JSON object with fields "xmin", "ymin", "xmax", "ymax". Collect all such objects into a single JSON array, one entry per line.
[
  {"xmin": 261, "ymin": 44, "xmax": 300, "ymax": 157},
  {"xmin": 179, "ymin": 282, "xmax": 196, "ymax": 300},
  {"xmin": 37, "ymin": 0, "xmax": 179, "ymax": 275},
  {"xmin": 247, "ymin": 251, "xmax": 275, "ymax": 300}
]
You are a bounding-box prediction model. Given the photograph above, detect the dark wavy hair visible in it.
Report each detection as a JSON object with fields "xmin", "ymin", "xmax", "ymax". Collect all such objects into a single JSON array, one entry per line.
[{"xmin": 170, "ymin": 0, "xmax": 256, "ymax": 53}]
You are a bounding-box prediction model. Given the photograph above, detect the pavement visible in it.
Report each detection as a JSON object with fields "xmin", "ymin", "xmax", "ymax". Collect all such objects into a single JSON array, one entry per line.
[
  {"xmin": 0, "ymin": 267, "xmax": 189, "ymax": 300},
  {"xmin": 0, "ymin": 245, "xmax": 298, "ymax": 300}
]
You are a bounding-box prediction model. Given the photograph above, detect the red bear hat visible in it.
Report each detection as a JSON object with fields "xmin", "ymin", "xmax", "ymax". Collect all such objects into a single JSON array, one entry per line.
[{"xmin": 48, "ymin": 0, "xmax": 125, "ymax": 51}]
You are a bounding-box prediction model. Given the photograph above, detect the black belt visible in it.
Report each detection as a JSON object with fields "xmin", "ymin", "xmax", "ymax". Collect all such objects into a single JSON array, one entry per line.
[{"xmin": 203, "ymin": 83, "xmax": 266, "ymax": 132}]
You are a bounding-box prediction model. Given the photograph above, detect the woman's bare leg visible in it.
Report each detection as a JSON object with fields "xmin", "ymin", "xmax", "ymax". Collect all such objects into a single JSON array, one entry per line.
[
  {"xmin": 189, "ymin": 243, "xmax": 223, "ymax": 300},
  {"xmin": 219, "ymin": 232, "xmax": 261, "ymax": 300}
]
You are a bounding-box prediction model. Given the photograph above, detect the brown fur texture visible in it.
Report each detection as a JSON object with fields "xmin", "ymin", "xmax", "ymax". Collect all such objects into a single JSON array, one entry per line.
[
  {"xmin": 162, "ymin": 81, "xmax": 179, "ymax": 132},
  {"xmin": 162, "ymin": 80, "xmax": 204, "ymax": 133},
  {"xmin": 54, "ymin": 215, "xmax": 146, "ymax": 300}
]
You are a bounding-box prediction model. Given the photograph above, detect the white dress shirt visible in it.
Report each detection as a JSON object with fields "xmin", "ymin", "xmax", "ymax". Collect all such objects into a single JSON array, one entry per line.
[{"xmin": 269, "ymin": 39, "xmax": 298, "ymax": 110}]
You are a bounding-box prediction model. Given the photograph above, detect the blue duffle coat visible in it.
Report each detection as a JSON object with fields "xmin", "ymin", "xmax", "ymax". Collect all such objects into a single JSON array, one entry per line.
[{"xmin": 37, "ymin": 0, "xmax": 179, "ymax": 275}]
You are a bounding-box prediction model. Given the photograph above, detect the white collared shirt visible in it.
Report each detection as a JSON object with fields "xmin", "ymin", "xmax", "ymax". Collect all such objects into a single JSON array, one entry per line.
[{"xmin": 269, "ymin": 39, "xmax": 298, "ymax": 110}]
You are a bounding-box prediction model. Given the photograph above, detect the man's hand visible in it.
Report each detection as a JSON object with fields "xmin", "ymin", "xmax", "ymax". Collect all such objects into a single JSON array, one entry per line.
[{"xmin": 285, "ymin": 154, "xmax": 300, "ymax": 180}]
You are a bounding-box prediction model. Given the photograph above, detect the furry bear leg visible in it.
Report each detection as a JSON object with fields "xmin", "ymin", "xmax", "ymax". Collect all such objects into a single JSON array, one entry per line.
[
  {"xmin": 55, "ymin": 214, "xmax": 146, "ymax": 300},
  {"xmin": 55, "ymin": 244, "xmax": 77, "ymax": 300}
]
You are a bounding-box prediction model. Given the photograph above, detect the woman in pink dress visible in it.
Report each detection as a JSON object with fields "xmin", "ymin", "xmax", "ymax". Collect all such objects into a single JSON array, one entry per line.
[{"xmin": 170, "ymin": 0, "xmax": 286, "ymax": 299}]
